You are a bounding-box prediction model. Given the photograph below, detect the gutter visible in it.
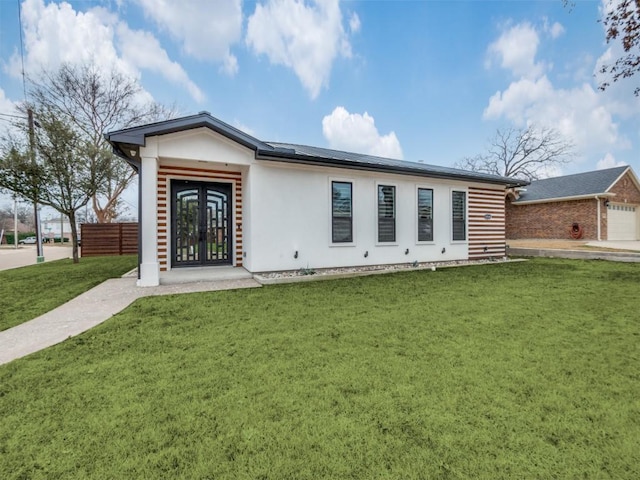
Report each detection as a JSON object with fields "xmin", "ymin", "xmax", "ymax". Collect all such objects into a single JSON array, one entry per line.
[
  {"xmin": 255, "ymin": 149, "xmax": 528, "ymax": 188},
  {"xmin": 513, "ymin": 192, "xmax": 616, "ymax": 205}
]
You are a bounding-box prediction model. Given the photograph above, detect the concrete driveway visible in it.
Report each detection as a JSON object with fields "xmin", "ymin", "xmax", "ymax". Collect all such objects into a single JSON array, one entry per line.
[
  {"xmin": 586, "ymin": 241, "xmax": 640, "ymax": 251},
  {"xmin": 0, "ymin": 245, "xmax": 73, "ymax": 271}
]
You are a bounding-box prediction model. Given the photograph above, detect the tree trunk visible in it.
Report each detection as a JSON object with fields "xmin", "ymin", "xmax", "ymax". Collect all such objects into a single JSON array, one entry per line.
[
  {"xmin": 68, "ymin": 210, "xmax": 80, "ymax": 263},
  {"xmin": 92, "ymin": 195, "xmax": 118, "ymax": 223}
]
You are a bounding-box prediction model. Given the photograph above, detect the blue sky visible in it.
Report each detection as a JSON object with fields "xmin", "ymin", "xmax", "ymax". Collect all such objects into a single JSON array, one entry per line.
[{"xmin": 1, "ymin": 0, "xmax": 639, "ymax": 210}]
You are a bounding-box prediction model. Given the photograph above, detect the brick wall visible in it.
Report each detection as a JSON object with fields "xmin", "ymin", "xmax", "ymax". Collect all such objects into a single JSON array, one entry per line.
[
  {"xmin": 608, "ymin": 171, "xmax": 640, "ymax": 204},
  {"xmin": 506, "ymin": 197, "xmax": 600, "ymax": 240}
]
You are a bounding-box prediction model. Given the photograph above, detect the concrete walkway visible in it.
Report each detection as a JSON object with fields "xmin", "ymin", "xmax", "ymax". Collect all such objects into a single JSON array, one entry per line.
[
  {"xmin": 586, "ymin": 240, "xmax": 640, "ymax": 251},
  {"xmin": 0, "ymin": 245, "xmax": 73, "ymax": 271},
  {"xmin": 0, "ymin": 276, "xmax": 261, "ymax": 365}
]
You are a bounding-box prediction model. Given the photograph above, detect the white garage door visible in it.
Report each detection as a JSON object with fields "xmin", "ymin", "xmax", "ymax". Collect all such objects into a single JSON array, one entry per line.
[{"xmin": 607, "ymin": 203, "xmax": 638, "ymax": 240}]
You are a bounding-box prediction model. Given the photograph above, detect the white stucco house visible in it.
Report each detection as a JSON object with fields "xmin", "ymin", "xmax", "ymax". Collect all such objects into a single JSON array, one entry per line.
[{"xmin": 106, "ymin": 112, "xmax": 527, "ymax": 286}]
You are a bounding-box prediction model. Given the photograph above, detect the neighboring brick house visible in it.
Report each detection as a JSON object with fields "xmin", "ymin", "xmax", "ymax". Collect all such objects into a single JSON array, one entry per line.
[{"xmin": 506, "ymin": 166, "xmax": 640, "ymax": 241}]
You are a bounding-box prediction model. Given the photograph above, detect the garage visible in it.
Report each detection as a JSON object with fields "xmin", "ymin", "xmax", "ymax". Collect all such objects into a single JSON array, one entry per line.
[{"xmin": 607, "ymin": 203, "xmax": 638, "ymax": 240}]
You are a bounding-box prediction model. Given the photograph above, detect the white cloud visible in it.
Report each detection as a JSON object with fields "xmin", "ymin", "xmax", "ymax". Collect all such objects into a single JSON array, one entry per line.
[
  {"xmin": 543, "ymin": 18, "xmax": 565, "ymax": 39},
  {"xmin": 0, "ymin": 88, "xmax": 18, "ymax": 115},
  {"xmin": 7, "ymin": 0, "xmax": 204, "ymax": 103},
  {"xmin": 246, "ymin": 0, "xmax": 354, "ymax": 99},
  {"xmin": 134, "ymin": 0, "xmax": 242, "ymax": 73},
  {"xmin": 322, "ymin": 106, "xmax": 403, "ymax": 160},
  {"xmin": 483, "ymin": 17, "xmax": 633, "ymax": 160},
  {"xmin": 233, "ymin": 119, "xmax": 256, "ymax": 136},
  {"xmin": 220, "ymin": 53, "xmax": 239, "ymax": 76},
  {"xmin": 597, "ymin": 152, "xmax": 627, "ymax": 170},
  {"xmin": 484, "ymin": 75, "xmax": 624, "ymax": 153},
  {"xmin": 116, "ymin": 23, "xmax": 205, "ymax": 102},
  {"xmin": 486, "ymin": 22, "xmax": 545, "ymax": 79},
  {"xmin": 8, "ymin": 0, "xmax": 127, "ymax": 77},
  {"xmin": 0, "ymin": 88, "xmax": 20, "ymax": 137},
  {"xmin": 349, "ymin": 12, "xmax": 361, "ymax": 34}
]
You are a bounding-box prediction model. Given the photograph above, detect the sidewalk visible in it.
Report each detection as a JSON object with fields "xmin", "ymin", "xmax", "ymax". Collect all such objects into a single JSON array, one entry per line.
[
  {"xmin": 0, "ymin": 276, "xmax": 261, "ymax": 365},
  {"xmin": 0, "ymin": 245, "xmax": 73, "ymax": 271}
]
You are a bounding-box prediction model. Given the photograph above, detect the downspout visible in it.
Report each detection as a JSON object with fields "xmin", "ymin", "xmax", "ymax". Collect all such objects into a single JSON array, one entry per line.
[
  {"xmin": 136, "ymin": 163, "xmax": 142, "ymax": 280},
  {"xmin": 595, "ymin": 196, "xmax": 601, "ymax": 241}
]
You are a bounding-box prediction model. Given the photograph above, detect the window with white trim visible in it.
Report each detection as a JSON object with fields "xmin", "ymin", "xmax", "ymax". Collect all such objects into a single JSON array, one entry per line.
[
  {"xmin": 378, "ymin": 185, "xmax": 396, "ymax": 242},
  {"xmin": 452, "ymin": 190, "xmax": 466, "ymax": 241},
  {"xmin": 332, "ymin": 181, "xmax": 353, "ymax": 243},
  {"xmin": 417, "ymin": 188, "xmax": 433, "ymax": 242}
]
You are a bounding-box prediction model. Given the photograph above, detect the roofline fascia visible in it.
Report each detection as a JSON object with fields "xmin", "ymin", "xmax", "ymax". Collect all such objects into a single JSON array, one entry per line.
[
  {"xmin": 255, "ymin": 149, "xmax": 528, "ymax": 188},
  {"xmin": 513, "ymin": 192, "xmax": 616, "ymax": 205},
  {"xmin": 104, "ymin": 113, "xmax": 274, "ymax": 154}
]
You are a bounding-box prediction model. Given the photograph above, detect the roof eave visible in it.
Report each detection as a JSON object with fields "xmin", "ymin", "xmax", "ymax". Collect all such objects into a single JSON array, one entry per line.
[
  {"xmin": 513, "ymin": 192, "xmax": 616, "ymax": 205},
  {"xmin": 256, "ymin": 149, "xmax": 527, "ymax": 187},
  {"xmin": 104, "ymin": 112, "xmax": 273, "ymax": 161}
]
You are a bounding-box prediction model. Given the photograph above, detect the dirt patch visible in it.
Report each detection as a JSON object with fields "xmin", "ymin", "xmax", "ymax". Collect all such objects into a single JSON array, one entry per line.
[
  {"xmin": 507, "ymin": 239, "xmax": 588, "ymax": 250},
  {"xmin": 507, "ymin": 239, "xmax": 638, "ymax": 253}
]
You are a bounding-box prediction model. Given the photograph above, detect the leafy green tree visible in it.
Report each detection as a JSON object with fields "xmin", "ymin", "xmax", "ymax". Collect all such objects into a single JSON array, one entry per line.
[{"xmin": 0, "ymin": 108, "xmax": 110, "ymax": 262}]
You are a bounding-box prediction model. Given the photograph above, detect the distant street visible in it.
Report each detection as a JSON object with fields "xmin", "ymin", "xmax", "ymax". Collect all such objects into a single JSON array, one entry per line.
[{"xmin": 0, "ymin": 245, "xmax": 73, "ymax": 271}]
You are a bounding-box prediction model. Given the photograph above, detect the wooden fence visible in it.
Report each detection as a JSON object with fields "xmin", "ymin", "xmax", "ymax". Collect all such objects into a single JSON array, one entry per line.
[{"xmin": 81, "ymin": 223, "xmax": 138, "ymax": 257}]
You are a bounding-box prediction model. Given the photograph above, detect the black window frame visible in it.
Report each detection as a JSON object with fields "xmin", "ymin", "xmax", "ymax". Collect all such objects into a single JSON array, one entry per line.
[
  {"xmin": 417, "ymin": 187, "xmax": 434, "ymax": 242},
  {"xmin": 331, "ymin": 181, "xmax": 353, "ymax": 244},
  {"xmin": 452, "ymin": 190, "xmax": 467, "ymax": 242},
  {"xmin": 377, "ymin": 184, "xmax": 396, "ymax": 243}
]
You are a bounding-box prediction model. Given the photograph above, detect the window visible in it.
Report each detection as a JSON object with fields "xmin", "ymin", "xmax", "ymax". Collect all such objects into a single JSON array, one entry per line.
[
  {"xmin": 417, "ymin": 188, "xmax": 433, "ymax": 242},
  {"xmin": 332, "ymin": 181, "xmax": 353, "ymax": 243},
  {"xmin": 378, "ymin": 185, "xmax": 396, "ymax": 242},
  {"xmin": 452, "ymin": 190, "xmax": 466, "ymax": 241}
]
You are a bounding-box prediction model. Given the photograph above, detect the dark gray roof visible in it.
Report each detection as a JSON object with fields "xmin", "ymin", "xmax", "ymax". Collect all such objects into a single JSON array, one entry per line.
[
  {"xmin": 263, "ymin": 142, "xmax": 527, "ymax": 186},
  {"xmin": 106, "ymin": 111, "xmax": 528, "ymax": 187},
  {"xmin": 105, "ymin": 111, "xmax": 274, "ymax": 154},
  {"xmin": 513, "ymin": 166, "xmax": 629, "ymax": 203}
]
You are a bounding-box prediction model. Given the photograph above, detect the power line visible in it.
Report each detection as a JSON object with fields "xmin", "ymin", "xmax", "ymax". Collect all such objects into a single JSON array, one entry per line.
[{"xmin": 0, "ymin": 112, "xmax": 26, "ymax": 120}]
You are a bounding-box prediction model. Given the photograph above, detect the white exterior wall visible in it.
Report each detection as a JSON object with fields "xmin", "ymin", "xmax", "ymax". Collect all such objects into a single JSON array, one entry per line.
[
  {"xmin": 135, "ymin": 127, "xmax": 503, "ymax": 282},
  {"xmin": 244, "ymin": 161, "xmax": 470, "ymax": 272},
  {"xmin": 152, "ymin": 128, "xmax": 255, "ymax": 166}
]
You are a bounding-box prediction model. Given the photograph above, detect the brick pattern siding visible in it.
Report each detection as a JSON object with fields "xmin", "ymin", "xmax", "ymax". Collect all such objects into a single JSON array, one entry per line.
[
  {"xmin": 468, "ymin": 187, "xmax": 507, "ymax": 258},
  {"xmin": 506, "ymin": 197, "xmax": 600, "ymax": 240},
  {"xmin": 157, "ymin": 164, "xmax": 243, "ymax": 271},
  {"xmin": 607, "ymin": 171, "xmax": 640, "ymax": 204}
]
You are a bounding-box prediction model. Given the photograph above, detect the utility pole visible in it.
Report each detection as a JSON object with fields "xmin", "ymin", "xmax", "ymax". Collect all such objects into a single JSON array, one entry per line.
[
  {"xmin": 27, "ymin": 108, "xmax": 44, "ymax": 262},
  {"xmin": 14, "ymin": 196, "xmax": 18, "ymax": 249}
]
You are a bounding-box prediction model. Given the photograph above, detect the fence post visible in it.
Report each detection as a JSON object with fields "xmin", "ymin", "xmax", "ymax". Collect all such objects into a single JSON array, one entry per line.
[{"xmin": 119, "ymin": 223, "xmax": 123, "ymax": 255}]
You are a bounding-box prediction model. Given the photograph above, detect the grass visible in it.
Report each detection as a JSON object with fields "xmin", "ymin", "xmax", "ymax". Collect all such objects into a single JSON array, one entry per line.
[
  {"xmin": 0, "ymin": 255, "xmax": 137, "ymax": 331},
  {"xmin": 1, "ymin": 258, "xmax": 639, "ymax": 479}
]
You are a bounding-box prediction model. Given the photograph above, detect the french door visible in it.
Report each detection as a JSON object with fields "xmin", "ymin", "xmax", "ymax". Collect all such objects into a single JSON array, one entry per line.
[{"xmin": 171, "ymin": 180, "xmax": 232, "ymax": 267}]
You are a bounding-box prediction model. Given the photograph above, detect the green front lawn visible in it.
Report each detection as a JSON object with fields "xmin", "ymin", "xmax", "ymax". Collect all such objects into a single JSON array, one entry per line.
[
  {"xmin": 1, "ymin": 258, "xmax": 639, "ymax": 478},
  {"xmin": 0, "ymin": 255, "xmax": 137, "ymax": 331}
]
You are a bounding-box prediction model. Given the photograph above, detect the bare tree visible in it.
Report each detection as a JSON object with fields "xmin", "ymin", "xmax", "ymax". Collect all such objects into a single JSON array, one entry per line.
[
  {"xmin": 28, "ymin": 62, "xmax": 174, "ymax": 222},
  {"xmin": 0, "ymin": 108, "xmax": 110, "ymax": 262},
  {"xmin": 455, "ymin": 126, "xmax": 574, "ymax": 181}
]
